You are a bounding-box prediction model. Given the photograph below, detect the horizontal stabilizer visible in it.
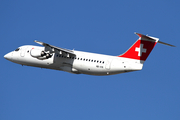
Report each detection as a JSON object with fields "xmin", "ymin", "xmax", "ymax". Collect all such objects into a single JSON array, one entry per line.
[
  {"xmin": 135, "ymin": 33, "xmax": 175, "ymax": 47},
  {"xmin": 158, "ymin": 41, "xmax": 176, "ymax": 47},
  {"xmin": 135, "ymin": 32, "xmax": 159, "ymax": 42}
]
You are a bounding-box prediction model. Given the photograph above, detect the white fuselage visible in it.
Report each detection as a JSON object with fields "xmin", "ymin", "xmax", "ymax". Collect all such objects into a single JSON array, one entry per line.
[
  {"xmin": 4, "ymin": 45, "xmax": 143, "ymax": 76},
  {"xmin": 4, "ymin": 33, "xmax": 174, "ymax": 76}
]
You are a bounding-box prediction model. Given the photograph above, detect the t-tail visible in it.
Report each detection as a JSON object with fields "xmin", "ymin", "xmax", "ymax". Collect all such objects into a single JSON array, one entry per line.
[{"xmin": 118, "ymin": 33, "xmax": 175, "ymax": 63}]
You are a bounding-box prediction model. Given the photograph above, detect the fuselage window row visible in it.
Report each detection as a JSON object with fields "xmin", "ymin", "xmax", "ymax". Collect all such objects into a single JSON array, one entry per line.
[{"xmin": 56, "ymin": 54, "xmax": 104, "ymax": 64}]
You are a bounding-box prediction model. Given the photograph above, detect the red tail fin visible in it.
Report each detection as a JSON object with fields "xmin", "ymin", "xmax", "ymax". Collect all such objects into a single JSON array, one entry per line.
[{"xmin": 118, "ymin": 33, "xmax": 159, "ymax": 61}]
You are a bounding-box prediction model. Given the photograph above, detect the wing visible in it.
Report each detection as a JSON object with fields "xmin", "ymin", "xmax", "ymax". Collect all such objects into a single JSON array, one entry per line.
[{"xmin": 34, "ymin": 40, "xmax": 76, "ymax": 57}]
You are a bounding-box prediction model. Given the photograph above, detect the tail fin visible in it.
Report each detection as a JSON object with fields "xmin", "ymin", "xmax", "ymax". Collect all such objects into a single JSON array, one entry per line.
[{"xmin": 118, "ymin": 33, "xmax": 175, "ymax": 61}]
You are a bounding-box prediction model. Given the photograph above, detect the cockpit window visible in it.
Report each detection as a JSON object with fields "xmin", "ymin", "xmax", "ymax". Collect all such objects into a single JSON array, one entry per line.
[{"xmin": 15, "ymin": 48, "xmax": 20, "ymax": 51}]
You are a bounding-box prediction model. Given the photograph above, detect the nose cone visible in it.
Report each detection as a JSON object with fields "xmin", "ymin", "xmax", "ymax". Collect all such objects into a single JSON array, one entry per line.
[{"xmin": 4, "ymin": 52, "xmax": 12, "ymax": 60}]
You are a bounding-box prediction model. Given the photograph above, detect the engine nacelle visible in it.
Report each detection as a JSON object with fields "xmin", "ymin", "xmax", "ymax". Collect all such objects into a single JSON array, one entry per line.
[
  {"xmin": 30, "ymin": 49, "xmax": 45, "ymax": 58},
  {"xmin": 30, "ymin": 49, "xmax": 52, "ymax": 59}
]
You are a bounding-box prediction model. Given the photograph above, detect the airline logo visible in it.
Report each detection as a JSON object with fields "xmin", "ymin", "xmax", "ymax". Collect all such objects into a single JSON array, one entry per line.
[
  {"xmin": 119, "ymin": 39, "xmax": 157, "ymax": 61},
  {"xmin": 135, "ymin": 44, "xmax": 147, "ymax": 56}
]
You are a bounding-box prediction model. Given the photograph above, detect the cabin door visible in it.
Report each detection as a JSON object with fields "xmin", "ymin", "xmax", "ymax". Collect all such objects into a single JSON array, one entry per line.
[{"xmin": 105, "ymin": 59, "xmax": 112, "ymax": 70}]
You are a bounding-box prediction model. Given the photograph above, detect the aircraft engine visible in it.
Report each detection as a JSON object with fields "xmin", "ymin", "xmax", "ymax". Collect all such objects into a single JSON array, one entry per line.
[
  {"xmin": 30, "ymin": 48, "xmax": 52, "ymax": 59},
  {"xmin": 30, "ymin": 49, "xmax": 46, "ymax": 57},
  {"xmin": 45, "ymin": 53, "xmax": 52, "ymax": 58}
]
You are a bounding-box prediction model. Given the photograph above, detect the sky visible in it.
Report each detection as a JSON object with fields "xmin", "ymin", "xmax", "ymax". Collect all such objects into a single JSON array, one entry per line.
[{"xmin": 1, "ymin": 0, "xmax": 180, "ymax": 120}]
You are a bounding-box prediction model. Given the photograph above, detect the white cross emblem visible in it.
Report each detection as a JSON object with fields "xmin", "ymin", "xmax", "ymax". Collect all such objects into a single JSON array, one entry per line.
[{"xmin": 135, "ymin": 44, "xmax": 147, "ymax": 56}]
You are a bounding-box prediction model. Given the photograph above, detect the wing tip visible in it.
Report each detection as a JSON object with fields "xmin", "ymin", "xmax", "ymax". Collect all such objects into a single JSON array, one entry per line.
[{"xmin": 34, "ymin": 40, "xmax": 46, "ymax": 46}]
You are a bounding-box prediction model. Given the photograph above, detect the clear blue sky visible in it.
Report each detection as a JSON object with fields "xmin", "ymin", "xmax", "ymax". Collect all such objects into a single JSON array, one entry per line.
[{"xmin": 1, "ymin": 0, "xmax": 180, "ymax": 120}]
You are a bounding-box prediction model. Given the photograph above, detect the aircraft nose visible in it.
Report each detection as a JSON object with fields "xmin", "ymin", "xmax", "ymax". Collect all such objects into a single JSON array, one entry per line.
[{"xmin": 4, "ymin": 52, "xmax": 12, "ymax": 60}]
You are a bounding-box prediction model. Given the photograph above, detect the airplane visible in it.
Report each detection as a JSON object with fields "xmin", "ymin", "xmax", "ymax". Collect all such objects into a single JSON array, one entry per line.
[{"xmin": 4, "ymin": 33, "xmax": 175, "ymax": 76}]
